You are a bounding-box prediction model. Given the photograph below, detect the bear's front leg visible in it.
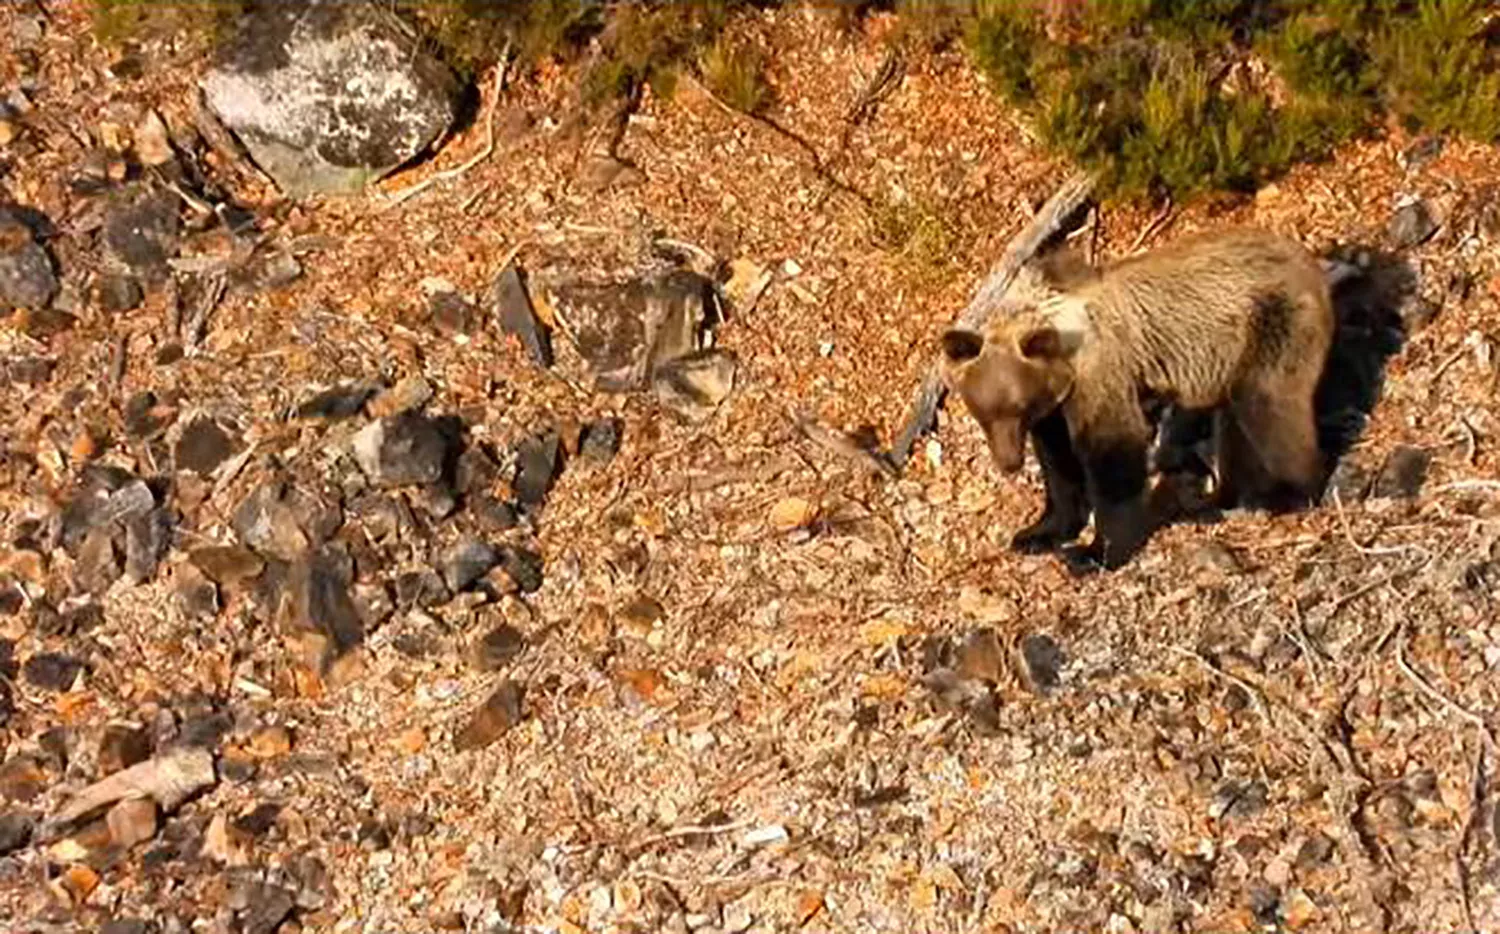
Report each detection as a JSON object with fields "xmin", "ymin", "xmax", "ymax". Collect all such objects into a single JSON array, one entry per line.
[
  {"xmin": 1011, "ymin": 411, "xmax": 1089, "ymax": 553},
  {"xmin": 1076, "ymin": 434, "xmax": 1151, "ymax": 572}
]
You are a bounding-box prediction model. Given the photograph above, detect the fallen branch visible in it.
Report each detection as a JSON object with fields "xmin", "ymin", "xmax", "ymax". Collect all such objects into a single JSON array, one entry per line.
[
  {"xmin": 1395, "ymin": 622, "xmax": 1496, "ymax": 934},
  {"xmin": 793, "ymin": 410, "xmax": 898, "ymax": 478},
  {"xmin": 885, "ymin": 172, "xmax": 1097, "ymax": 470}
]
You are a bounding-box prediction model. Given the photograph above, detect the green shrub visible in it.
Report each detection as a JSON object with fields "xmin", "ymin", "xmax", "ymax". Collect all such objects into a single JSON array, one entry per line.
[
  {"xmin": 700, "ymin": 36, "xmax": 772, "ymax": 114},
  {"xmin": 870, "ymin": 195, "xmax": 957, "ymax": 282},
  {"xmin": 964, "ymin": 0, "xmax": 1500, "ymax": 201},
  {"xmin": 1373, "ymin": 0, "xmax": 1500, "ymax": 140},
  {"xmin": 90, "ymin": 0, "xmax": 243, "ymax": 47},
  {"xmin": 397, "ymin": 0, "xmax": 605, "ymax": 79}
]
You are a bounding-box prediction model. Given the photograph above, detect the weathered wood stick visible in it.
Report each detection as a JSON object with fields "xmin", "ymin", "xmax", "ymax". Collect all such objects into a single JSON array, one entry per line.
[{"xmin": 885, "ymin": 171, "xmax": 1097, "ymax": 470}]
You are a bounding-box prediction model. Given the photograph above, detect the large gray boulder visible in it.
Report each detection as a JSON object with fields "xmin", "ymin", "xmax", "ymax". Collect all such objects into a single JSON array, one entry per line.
[{"xmin": 200, "ymin": 2, "xmax": 459, "ymax": 197}]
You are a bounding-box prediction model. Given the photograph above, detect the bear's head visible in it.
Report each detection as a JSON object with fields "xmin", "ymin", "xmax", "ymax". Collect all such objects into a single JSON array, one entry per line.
[{"xmin": 937, "ymin": 249, "xmax": 1095, "ymax": 471}]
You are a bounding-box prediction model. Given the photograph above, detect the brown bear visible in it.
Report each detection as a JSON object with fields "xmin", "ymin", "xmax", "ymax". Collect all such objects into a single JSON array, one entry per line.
[{"xmin": 939, "ymin": 226, "xmax": 1335, "ymax": 570}]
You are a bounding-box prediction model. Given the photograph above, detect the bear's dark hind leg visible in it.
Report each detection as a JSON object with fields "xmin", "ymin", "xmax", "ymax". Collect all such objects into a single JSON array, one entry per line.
[
  {"xmin": 1011, "ymin": 411, "xmax": 1089, "ymax": 553},
  {"xmin": 1221, "ymin": 382, "xmax": 1322, "ymax": 512}
]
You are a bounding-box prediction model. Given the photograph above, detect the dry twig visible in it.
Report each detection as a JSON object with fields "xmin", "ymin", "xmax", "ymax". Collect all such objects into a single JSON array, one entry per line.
[
  {"xmin": 792, "ymin": 410, "xmax": 898, "ymax": 478},
  {"xmin": 1127, "ymin": 198, "xmax": 1175, "ymax": 254},
  {"xmin": 1394, "ymin": 622, "xmax": 1496, "ymax": 933}
]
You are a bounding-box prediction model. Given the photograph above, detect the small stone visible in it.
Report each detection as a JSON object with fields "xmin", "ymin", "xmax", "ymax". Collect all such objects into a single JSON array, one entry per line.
[
  {"xmin": 955, "ymin": 628, "xmax": 1004, "ymax": 683},
  {"xmin": 175, "ymin": 417, "xmax": 239, "ymax": 476},
  {"xmin": 133, "ymin": 109, "xmax": 175, "ymax": 166},
  {"xmin": 0, "ymin": 809, "xmax": 34, "ymax": 854},
  {"xmin": 246, "ymin": 725, "xmax": 293, "ymax": 759},
  {"xmin": 579, "ymin": 418, "xmax": 623, "ymax": 464},
  {"xmin": 654, "ymin": 350, "xmax": 737, "ymax": 421},
  {"xmin": 124, "ymin": 508, "xmax": 171, "ymax": 584},
  {"xmin": 102, "ymin": 187, "xmax": 180, "ymax": 277},
  {"xmin": 0, "ymin": 214, "xmax": 57, "ymax": 310},
  {"xmin": 493, "ymin": 263, "xmax": 553, "ymax": 367},
  {"xmin": 74, "ymin": 528, "xmax": 122, "ymax": 595},
  {"xmin": 123, "ymin": 391, "xmax": 173, "ymax": 439},
  {"xmin": 472, "ymin": 494, "xmax": 520, "ymax": 532},
  {"xmin": 352, "ymin": 582, "xmax": 394, "ymax": 628},
  {"xmin": 440, "ymin": 539, "xmax": 500, "ymax": 593},
  {"xmin": 1020, "ymin": 633, "xmax": 1064, "ymax": 693},
  {"xmin": 100, "ymin": 920, "xmax": 150, "ymax": 934},
  {"xmin": 0, "ymin": 755, "xmax": 46, "ymax": 802},
  {"xmin": 233, "ymin": 483, "xmax": 310, "ymax": 562},
  {"xmin": 358, "ymin": 817, "xmax": 392, "ymax": 850},
  {"xmin": 513, "ymin": 431, "xmax": 561, "ymax": 507},
  {"xmin": 722, "ymin": 899, "xmax": 753, "ymax": 934},
  {"xmin": 1212, "ymin": 779, "xmax": 1269, "ymax": 821},
  {"xmin": 233, "ymin": 802, "xmax": 282, "ymax": 837},
  {"xmin": 23, "ymin": 652, "xmax": 85, "ymax": 692},
  {"xmin": 352, "ymin": 413, "xmax": 457, "ymax": 489},
  {"xmin": 59, "ymin": 863, "xmax": 101, "ymax": 905},
  {"xmin": 95, "ymin": 274, "xmax": 143, "ymax": 313},
  {"xmin": 174, "ymin": 562, "xmax": 220, "ymax": 620},
  {"xmin": 1190, "ymin": 540, "xmax": 1243, "ymax": 575},
  {"xmin": 3, "ymin": 355, "xmax": 53, "ymax": 385},
  {"xmin": 98, "ymin": 723, "xmax": 152, "ymax": 775},
  {"xmin": 580, "ymin": 153, "xmax": 644, "ymax": 192},
  {"xmin": 454, "ymin": 681, "xmax": 524, "ymax": 752},
  {"xmin": 368, "ymin": 375, "xmax": 434, "ymax": 418},
  {"xmin": 98, "ymin": 478, "xmax": 156, "ymax": 527},
  {"xmin": 189, "ymin": 545, "xmax": 265, "ymax": 586},
  {"xmin": 722, "ymin": 258, "xmax": 767, "ymax": 307},
  {"xmin": 768, "ymin": 497, "xmax": 817, "ymax": 533},
  {"xmin": 106, "ymin": 797, "xmax": 158, "ymax": 848},
  {"xmin": 201, "ymin": 813, "xmax": 249, "ymax": 866},
  {"xmin": 1373, "ymin": 445, "xmax": 1430, "ymax": 499},
  {"xmin": 498, "ymin": 546, "xmax": 544, "ymax": 594},
  {"xmin": 201, "ymin": 1, "xmax": 460, "ymax": 197},
  {"xmin": 295, "ymin": 383, "xmax": 378, "ymax": 421},
  {"xmin": 1389, "ymin": 197, "xmax": 1438, "ymax": 248},
  {"xmin": 454, "ymin": 444, "xmax": 501, "ymax": 495},
  {"xmin": 241, "ymin": 884, "xmax": 296, "ymax": 934},
  {"xmin": 394, "ymin": 569, "xmax": 450, "ymax": 610},
  {"xmin": 742, "ymin": 824, "xmax": 789, "ymax": 846},
  {"xmin": 428, "ymin": 289, "xmax": 478, "ymax": 336},
  {"xmin": 617, "ymin": 596, "xmax": 664, "ymax": 638},
  {"xmin": 411, "ymin": 482, "xmax": 459, "ymax": 521},
  {"xmin": 178, "ymin": 710, "xmax": 233, "ymax": 748},
  {"xmin": 471, "ymin": 623, "xmax": 526, "ymax": 671},
  {"xmin": 1294, "ymin": 832, "xmax": 1336, "ymax": 868},
  {"xmin": 288, "ymin": 547, "xmax": 364, "ymax": 664},
  {"xmin": 1321, "ymin": 459, "xmax": 1370, "ymax": 505},
  {"xmin": 248, "ymin": 251, "xmax": 302, "ymax": 291},
  {"xmin": 1282, "ymin": 888, "xmax": 1321, "ymax": 930}
]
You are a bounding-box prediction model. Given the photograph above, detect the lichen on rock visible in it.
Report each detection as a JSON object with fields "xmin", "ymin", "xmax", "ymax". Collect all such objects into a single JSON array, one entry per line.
[{"xmin": 200, "ymin": 2, "xmax": 459, "ymax": 197}]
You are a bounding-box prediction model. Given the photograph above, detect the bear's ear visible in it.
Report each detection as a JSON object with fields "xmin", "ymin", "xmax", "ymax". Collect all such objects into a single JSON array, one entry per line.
[
  {"xmin": 941, "ymin": 329, "xmax": 984, "ymax": 363},
  {"xmin": 1019, "ymin": 325, "xmax": 1065, "ymax": 360}
]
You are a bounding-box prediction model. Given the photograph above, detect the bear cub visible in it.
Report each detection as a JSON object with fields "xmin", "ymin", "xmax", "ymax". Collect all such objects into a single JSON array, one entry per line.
[{"xmin": 940, "ymin": 226, "xmax": 1335, "ymax": 570}]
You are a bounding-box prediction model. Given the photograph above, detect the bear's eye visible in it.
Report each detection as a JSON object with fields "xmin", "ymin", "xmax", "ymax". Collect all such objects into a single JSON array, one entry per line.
[{"xmin": 941, "ymin": 330, "xmax": 984, "ymax": 363}]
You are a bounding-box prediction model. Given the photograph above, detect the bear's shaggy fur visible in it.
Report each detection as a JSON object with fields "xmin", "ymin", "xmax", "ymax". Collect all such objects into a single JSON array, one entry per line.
[{"xmin": 940, "ymin": 227, "xmax": 1335, "ymax": 569}]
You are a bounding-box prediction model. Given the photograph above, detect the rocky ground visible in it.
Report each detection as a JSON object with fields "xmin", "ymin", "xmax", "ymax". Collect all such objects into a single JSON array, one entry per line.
[{"xmin": 2, "ymin": 3, "xmax": 1500, "ymax": 933}]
